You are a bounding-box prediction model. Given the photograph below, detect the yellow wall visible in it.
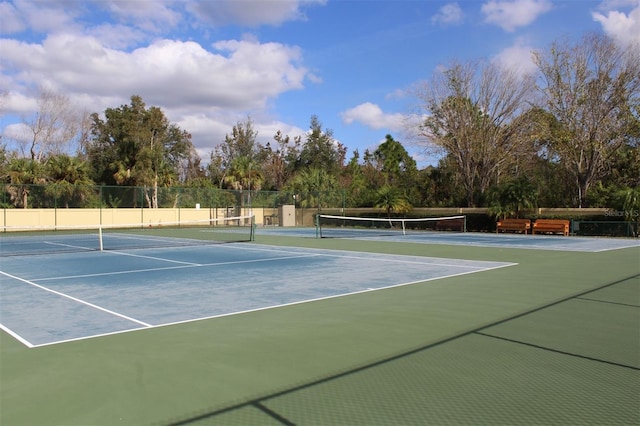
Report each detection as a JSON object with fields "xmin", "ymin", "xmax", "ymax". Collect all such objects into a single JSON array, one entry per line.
[
  {"xmin": 1, "ymin": 208, "xmax": 270, "ymax": 228},
  {"xmin": 0, "ymin": 207, "xmax": 609, "ymax": 229}
]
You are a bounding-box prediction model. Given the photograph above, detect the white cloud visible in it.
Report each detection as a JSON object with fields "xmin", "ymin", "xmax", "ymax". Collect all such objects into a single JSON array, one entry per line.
[
  {"xmin": 1, "ymin": 91, "xmax": 38, "ymax": 114},
  {"xmin": 596, "ymin": 0, "xmax": 640, "ymax": 9},
  {"xmin": 102, "ymin": 0, "xmax": 182, "ymax": 32},
  {"xmin": 431, "ymin": 2, "xmax": 464, "ymax": 26},
  {"xmin": 0, "ymin": 1, "xmax": 147, "ymax": 50},
  {"xmin": 1, "ymin": 122, "xmax": 32, "ymax": 156},
  {"xmin": 212, "ymin": 39, "xmax": 308, "ymax": 104},
  {"xmin": 341, "ymin": 102, "xmax": 406, "ymax": 131},
  {"xmin": 492, "ymin": 38, "xmax": 537, "ymax": 76},
  {"xmin": 2, "ymin": 1, "xmax": 327, "ymax": 48},
  {"xmin": 0, "ymin": 33, "xmax": 311, "ymax": 154},
  {"xmin": 85, "ymin": 24, "xmax": 149, "ymax": 50},
  {"xmin": 254, "ymin": 120, "xmax": 307, "ymax": 144},
  {"xmin": 2, "ymin": 0, "xmax": 84, "ymax": 35},
  {"xmin": 1, "ymin": 34, "xmax": 308, "ymax": 107},
  {"xmin": 187, "ymin": 0, "xmax": 326, "ymax": 27},
  {"xmin": 0, "ymin": 1, "xmax": 26, "ymax": 34},
  {"xmin": 176, "ymin": 113, "xmax": 240, "ymax": 158},
  {"xmin": 0, "ymin": 0, "xmax": 337, "ymax": 158},
  {"xmin": 176, "ymin": 111, "xmax": 307, "ymax": 158},
  {"xmin": 592, "ymin": 2, "xmax": 640, "ymax": 46},
  {"xmin": 385, "ymin": 89, "xmax": 407, "ymax": 101},
  {"xmin": 482, "ymin": 0, "xmax": 553, "ymax": 32}
]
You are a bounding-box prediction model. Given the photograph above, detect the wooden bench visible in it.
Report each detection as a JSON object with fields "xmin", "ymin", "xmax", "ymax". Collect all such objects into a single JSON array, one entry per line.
[
  {"xmin": 435, "ymin": 218, "xmax": 465, "ymax": 232},
  {"xmin": 496, "ymin": 218, "xmax": 531, "ymax": 234},
  {"xmin": 532, "ymin": 219, "xmax": 570, "ymax": 236}
]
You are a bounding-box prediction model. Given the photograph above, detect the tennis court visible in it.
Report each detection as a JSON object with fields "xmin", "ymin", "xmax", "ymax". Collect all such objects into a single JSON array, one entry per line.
[
  {"xmin": 261, "ymin": 225, "xmax": 640, "ymax": 252},
  {"xmin": 0, "ymin": 243, "xmax": 512, "ymax": 347},
  {"xmin": 1, "ymin": 222, "xmax": 638, "ymax": 425}
]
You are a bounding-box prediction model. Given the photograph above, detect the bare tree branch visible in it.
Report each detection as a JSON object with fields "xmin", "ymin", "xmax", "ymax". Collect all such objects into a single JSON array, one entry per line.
[
  {"xmin": 20, "ymin": 87, "xmax": 79, "ymax": 162},
  {"xmin": 533, "ymin": 33, "xmax": 640, "ymax": 207},
  {"xmin": 414, "ymin": 60, "xmax": 537, "ymax": 206}
]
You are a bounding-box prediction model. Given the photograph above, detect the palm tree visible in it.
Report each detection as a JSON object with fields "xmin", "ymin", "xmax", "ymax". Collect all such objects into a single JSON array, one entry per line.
[
  {"xmin": 375, "ymin": 185, "xmax": 412, "ymax": 218},
  {"xmin": 44, "ymin": 154, "xmax": 95, "ymax": 207},
  {"xmin": 4, "ymin": 158, "xmax": 46, "ymax": 208},
  {"xmin": 488, "ymin": 176, "xmax": 537, "ymax": 220},
  {"xmin": 223, "ymin": 156, "xmax": 263, "ymax": 213},
  {"xmin": 285, "ymin": 167, "xmax": 339, "ymax": 210}
]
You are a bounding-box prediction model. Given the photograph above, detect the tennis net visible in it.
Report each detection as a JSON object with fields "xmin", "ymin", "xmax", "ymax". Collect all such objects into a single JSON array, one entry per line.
[
  {"xmin": 315, "ymin": 214, "xmax": 466, "ymax": 238},
  {"xmin": 0, "ymin": 215, "xmax": 255, "ymax": 256}
]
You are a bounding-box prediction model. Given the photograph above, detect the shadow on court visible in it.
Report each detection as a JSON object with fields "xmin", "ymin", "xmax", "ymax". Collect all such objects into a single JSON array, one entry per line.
[{"xmin": 167, "ymin": 274, "xmax": 639, "ymax": 425}]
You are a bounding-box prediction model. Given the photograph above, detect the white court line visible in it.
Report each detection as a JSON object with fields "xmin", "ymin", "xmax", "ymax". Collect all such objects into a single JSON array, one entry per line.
[
  {"xmin": 31, "ymin": 253, "xmax": 322, "ymax": 282},
  {"xmin": 223, "ymin": 243, "xmax": 511, "ymax": 269},
  {"xmin": 0, "ymin": 322, "xmax": 35, "ymax": 348},
  {"xmin": 314, "ymin": 252, "xmax": 506, "ymax": 268},
  {"xmin": 594, "ymin": 243, "xmax": 640, "ymax": 252},
  {"xmin": 358, "ymin": 234, "xmax": 640, "ymax": 252},
  {"xmin": 33, "ymin": 264, "xmax": 204, "ymax": 282},
  {"xmin": 75, "ymin": 240, "xmax": 514, "ymax": 271},
  {"xmin": 28, "ymin": 261, "xmax": 517, "ymax": 349},
  {"xmin": 0, "ymin": 270, "xmax": 152, "ymax": 327},
  {"xmin": 43, "ymin": 241, "xmax": 95, "ymax": 251},
  {"xmin": 105, "ymin": 250, "xmax": 202, "ymax": 265}
]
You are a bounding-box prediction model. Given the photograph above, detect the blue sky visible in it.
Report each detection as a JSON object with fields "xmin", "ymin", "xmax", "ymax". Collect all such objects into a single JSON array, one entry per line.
[{"xmin": 1, "ymin": 0, "xmax": 638, "ymax": 166}]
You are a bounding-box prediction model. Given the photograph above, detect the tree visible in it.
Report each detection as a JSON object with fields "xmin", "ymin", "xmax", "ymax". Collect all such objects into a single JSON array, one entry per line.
[
  {"xmin": 258, "ymin": 130, "xmax": 300, "ymax": 190},
  {"xmin": 3, "ymin": 157, "xmax": 46, "ymax": 208},
  {"xmin": 75, "ymin": 110, "xmax": 94, "ymax": 159},
  {"xmin": 374, "ymin": 185, "xmax": 412, "ymax": 217},
  {"xmin": 44, "ymin": 154, "xmax": 95, "ymax": 208},
  {"xmin": 17, "ymin": 87, "xmax": 80, "ymax": 162},
  {"xmin": 420, "ymin": 156, "xmax": 466, "ymax": 207},
  {"xmin": 621, "ymin": 187, "xmax": 640, "ymax": 236},
  {"xmin": 372, "ymin": 134, "xmax": 420, "ymax": 205},
  {"xmin": 220, "ymin": 118, "xmax": 259, "ymax": 161},
  {"xmin": 415, "ymin": 60, "xmax": 537, "ymax": 206},
  {"xmin": 210, "ymin": 118, "xmax": 260, "ymax": 188},
  {"xmin": 340, "ymin": 150, "xmax": 370, "ymax": 207},
  {"xmin": 372, "ymin": 135, "xmax": 417, "ymax": 184},
  {"xmin": 528, "ymin": 153, "xmax": 574, "ymax": 207},
  {"xmin": 487, "ymin": 176, "xmax": 538, "ymax": 220},
  {"xmin": 178, "ymin": 146, "xmax": 207, "ymax": 185},
  {"xmin": 222, "ymin": 155, "xmax": 264, "ymax": 212},
  {"xmin": 206, "ymin": 152, "xmax": 226, "ymax": 188},
  {"xmin": 533, "ymin": 33, "xmax": 640, "ymax": 207},
  {"xmin": 88, "ymin": 95, "xmax": 195, "ymax": 207},
  {"xmin": 360, "ymin": 149, "xmax": 387, "ymax": 201},
  {"xmin": 0, "ymin": 144, "xmax": 8, "ymax": 172},
  {"xmin": 297, "ymin": 116, "xmax": 346, "ymax": 175},
  {"xmin": 284, "ymin": 167, "xmax": 340, "ymax": 210}
]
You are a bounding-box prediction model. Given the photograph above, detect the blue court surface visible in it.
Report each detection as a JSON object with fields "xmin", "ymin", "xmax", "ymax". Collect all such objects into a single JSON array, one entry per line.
[
  {"xmin": 258, "ymin": 227, "xmax": 640, "ymax": 252},
  {"xmin": 0, "ymin": 243, "xmax": 514, "ymax": 348}
]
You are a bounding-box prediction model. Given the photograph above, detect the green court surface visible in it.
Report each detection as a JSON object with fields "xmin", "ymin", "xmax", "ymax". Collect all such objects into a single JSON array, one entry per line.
[{"xmin": 1, "ymin": 233, "xmax": 638, "ymax": 425}]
